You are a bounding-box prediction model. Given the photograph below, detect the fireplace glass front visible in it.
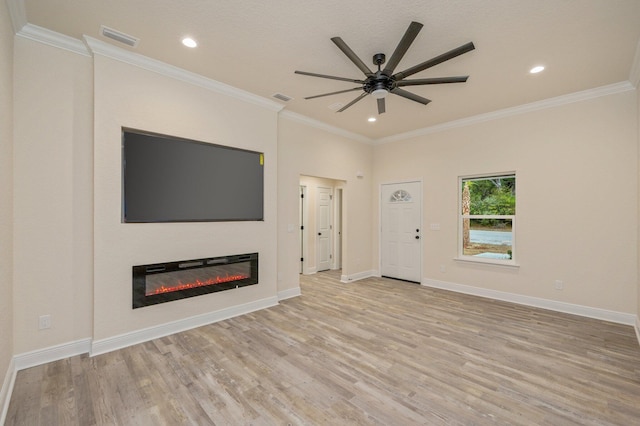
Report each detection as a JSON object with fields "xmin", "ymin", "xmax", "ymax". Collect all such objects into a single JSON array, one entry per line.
[{"xmin": 132, "ymin": 253, "xmax": 258, "ymax": 308}]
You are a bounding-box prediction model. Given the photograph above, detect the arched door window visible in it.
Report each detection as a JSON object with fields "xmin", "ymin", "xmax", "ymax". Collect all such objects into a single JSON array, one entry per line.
[{"xmin": 390, "ymin": 189, "xmax": 412, "ymax": 202}]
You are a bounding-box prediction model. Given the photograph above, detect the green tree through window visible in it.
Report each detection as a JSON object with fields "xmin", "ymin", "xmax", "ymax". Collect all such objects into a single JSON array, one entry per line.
[{"xmin": 460, "ymin": 174, "xmax": 516, "ymax": 262}]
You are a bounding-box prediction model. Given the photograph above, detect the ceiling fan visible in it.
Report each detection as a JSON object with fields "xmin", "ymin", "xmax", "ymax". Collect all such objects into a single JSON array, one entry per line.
[{"xmin": 295, "ymin": 21, "xmax": 475, "ymax": 114}]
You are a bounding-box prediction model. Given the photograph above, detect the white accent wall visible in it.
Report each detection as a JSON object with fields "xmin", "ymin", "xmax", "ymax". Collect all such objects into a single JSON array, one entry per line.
[
  {"xmin": 277, "ymin": 114, "xmax": 374, "ymax": 290},
  {"xmin": 373, "ymin": 89, "xmax": 638, "ymax": 315},
  {"xmin": 91, "ymin": 53, "xmax": 279, "ymax": 344},
  {"xmin": 12, "ymin": 36, "xmax": 94, "ymax": 354},
  {"xmin": 637, "ymin": 65, "xmax": 640, "ymax": 334},
  {"xmin": 0, "ymin": 0, "xmax": 15, "ymax": 417}
]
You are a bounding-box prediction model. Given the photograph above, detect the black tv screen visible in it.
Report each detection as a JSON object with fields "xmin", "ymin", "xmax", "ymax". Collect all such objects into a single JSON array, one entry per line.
[{"xmin": 122, "ymin": 129, "xmax": 264, "ymax": 222}]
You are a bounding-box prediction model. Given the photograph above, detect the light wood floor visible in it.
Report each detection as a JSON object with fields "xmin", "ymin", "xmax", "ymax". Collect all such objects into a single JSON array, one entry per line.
[{"xmin": 6, "ymin": 271, "xmax": 640, "ymax": 425}]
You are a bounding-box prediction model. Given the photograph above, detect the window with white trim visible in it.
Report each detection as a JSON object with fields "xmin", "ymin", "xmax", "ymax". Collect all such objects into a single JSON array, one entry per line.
[{"xmin": 459, "ymin": 174, "xmax": 516, "ymax": 264}]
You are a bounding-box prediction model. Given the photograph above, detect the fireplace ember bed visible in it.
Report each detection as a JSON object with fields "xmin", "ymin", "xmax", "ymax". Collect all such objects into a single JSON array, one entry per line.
[{"xmin": 132, "ymin": 253, "xmax": 258, "ymax": 308}]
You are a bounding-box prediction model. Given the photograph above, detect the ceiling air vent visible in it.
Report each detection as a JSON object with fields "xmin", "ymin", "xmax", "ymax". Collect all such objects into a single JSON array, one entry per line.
[
  {"xmin": 272, "ymin": 93, "xmax": 293, "ymax": 102},
  {"xmin": 100, "ymin": 25, "xmax": 139, "ymax": 47}
]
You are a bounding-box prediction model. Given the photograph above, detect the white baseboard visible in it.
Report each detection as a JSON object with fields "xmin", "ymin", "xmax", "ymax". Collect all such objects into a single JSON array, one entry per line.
[
  {"xmin": 422, "ymin": 278, "xmax": 636, "ymax": 326},
  {"xmin": 0, "ymin": 358, "xmax": 16, "ymax": 426},
  {"xmin": 340, "ymin": 270, "xmax": 377, "ymax": 283},
  {"xmin": 91, "ymin": 296, "xmax": 278, "ymax": 356},
  {"xmin": 3, "ymin": 338, "xmax": 92, "ymax": 422},
  {"xmin": 635, "ymin": 316, "xmax": 640, "ymax": 348},
  {"xmin": 14, "ymin": 338, "xmax": 92, "ymax": 371},
  {"xmin": 278, "ymin": 287, "xmax": 301, "ymax": 301}
]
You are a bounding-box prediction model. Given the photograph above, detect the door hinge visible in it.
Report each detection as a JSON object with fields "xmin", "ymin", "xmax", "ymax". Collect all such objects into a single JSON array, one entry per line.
[
  {"xmin": 330, "ymin": 195, "xmax": 333, "ymax": 200},
  {"xmin": 300, "ymin": 193, "xmax": 304, "ymax": 198},
  {"xmin": 330, "ymin": 254, "xmax": 332, "ymax": 259},
  {"xmin": 301, "ymin": 257, "xmax": 304, "ymax": 262},
  {"xmin": 300, "ymin": 225, "xmax": 304, "ymax": 230}
]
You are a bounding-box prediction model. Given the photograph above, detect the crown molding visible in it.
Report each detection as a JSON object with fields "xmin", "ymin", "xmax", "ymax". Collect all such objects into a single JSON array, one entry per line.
[
  {"xmin": 629, "ymin": 38, "xmax": 640, "ymax": 88},
  {"xmin": 17, "ymin": 23, "xmax": 90, "ymax": 56},
  {"xmin": 279, "ymin": 110, "xmax": 373, "ymax": 145},
  {"xmin": 84, "ymin": 36, "xmax": 284, "ymax": 113},
  {"xmin": 6, "ymin": 0, "xmax": 26, "ymax": 33},
  {"xmin": 374, "ymin": 81, "xmax": 635, "ymax": 145}
]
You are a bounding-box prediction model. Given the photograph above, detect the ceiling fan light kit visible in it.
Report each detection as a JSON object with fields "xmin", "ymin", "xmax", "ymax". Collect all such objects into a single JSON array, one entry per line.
[
  {"xmin": 371, "ymin": 88, "xmax": 389, "ymax": 99},
  {"xmin": 295, "ymin": 21, "xmax": 474, "ymax": 115}
]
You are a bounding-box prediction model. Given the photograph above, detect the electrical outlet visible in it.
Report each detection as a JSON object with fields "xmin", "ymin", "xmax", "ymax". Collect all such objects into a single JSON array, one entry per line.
[
  {"xmin": 554, "ymin": 280, "xmax": 564, "ymax": 290},
  {"xmin": 440, "ymin": 264, "xmax": 446, "ymax": 273},
  {"xmin": 39, "ymin": 314, "xmax": 51, "ymax": 330}
]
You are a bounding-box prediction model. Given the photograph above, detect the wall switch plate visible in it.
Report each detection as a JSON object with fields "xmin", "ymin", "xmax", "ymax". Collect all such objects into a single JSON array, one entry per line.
[
  {"xmin": 554, "ymin": 280, "xmax": 564, "ymax": 290},
  {"xmin": 39, "ymin": 314, "xmax": 51, "ymax": 330},
  {"xmin": 430, "ymin": 223, "xmax": 441, "ymax": 231}
]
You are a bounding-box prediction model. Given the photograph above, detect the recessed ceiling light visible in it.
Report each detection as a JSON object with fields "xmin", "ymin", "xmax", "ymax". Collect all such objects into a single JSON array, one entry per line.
[
  {"xmin": 368, "ymin": 117, "xmax": 377, "ymax": 123},
  {"xmin": 182, "ymin": 37, "xmax": 197, "ymax": 48},
  {"xmin": 530, "ymin": 65, "xmax": 545, "ymax": 74}
]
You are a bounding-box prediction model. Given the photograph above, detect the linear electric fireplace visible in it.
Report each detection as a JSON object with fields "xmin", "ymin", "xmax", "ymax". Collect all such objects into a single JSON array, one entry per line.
[{"xmin": 132, "ymin": 253, "xmax": 258, "ymax": 308}]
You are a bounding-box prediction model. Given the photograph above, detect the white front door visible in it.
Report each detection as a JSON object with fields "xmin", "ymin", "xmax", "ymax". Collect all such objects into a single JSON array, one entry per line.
[
  {"xmin": 381, "ymin": 182, "xmax": 422, "ymax": 283},
  {"xmin": 316, "ymin": 186, "xmax": 332, "ymax": 272}
]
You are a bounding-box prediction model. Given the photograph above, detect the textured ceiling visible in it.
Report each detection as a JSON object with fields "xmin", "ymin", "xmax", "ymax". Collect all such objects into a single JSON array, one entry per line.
[{"xmin": 21, "ymin": 0, "xmax": 640, "ymax": 140}]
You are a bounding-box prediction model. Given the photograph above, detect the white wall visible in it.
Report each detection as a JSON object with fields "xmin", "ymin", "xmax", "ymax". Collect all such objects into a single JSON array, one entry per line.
[
  {"xmin": 277, "ymin": 115, "xmax": 373, "ymax": 290},
  {"xmin": 92, "ymin": 53, "xmax": 279, "ymax": 342},
  {"xmin": 0, "ymin": 0, "xmax": 14, "ymax": 408},
  {"xmin": 374, "ymin": 90, "xmax": 638, "ymax": 315},
  {"xmin": 12, "ymin": 37, "xmax": 94, "ymax": 353},
  {"xmin": 637, "ymin": 82, "xmax": 640, "ymax": 325}
]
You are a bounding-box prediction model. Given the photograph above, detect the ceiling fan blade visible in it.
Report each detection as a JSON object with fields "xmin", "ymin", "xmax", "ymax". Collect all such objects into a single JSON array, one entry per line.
[
  {"xmin": 304, "ymin": 87, "xmax": 363, "ymax": 100},
  {"xmin": 337, "ymin": 92, "xmax": 368, "ymax": 112},
  {"xmin": 391, "ymin": 88, "xmax": 431, "ymax": 105},
  {"xmin": 396, "ymin": 76, "xmax": 469, "ymax": 87},
  {"xmin": 295, "ymin": 70, "xmax": 364, "ymax": 84},
  {"xmin": 331, "ymin": 37, "xmax": 374, "ymax": 76},
  {"xmin": 377, "ymin": 98, "xmax": 386, "ymax": 114},
  {"xmin": 382, "ymin": 21, "xmax": 423, "ymax": 76},
  {"xmin": 393, "ymin": 42, "xmax": 475, "ymax": 81}
]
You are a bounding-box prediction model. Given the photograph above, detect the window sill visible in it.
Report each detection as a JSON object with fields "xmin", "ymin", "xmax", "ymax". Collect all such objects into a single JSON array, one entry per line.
[{"xmin": 454, "ymin": 257, "xmax": 520, "ymax": 268}]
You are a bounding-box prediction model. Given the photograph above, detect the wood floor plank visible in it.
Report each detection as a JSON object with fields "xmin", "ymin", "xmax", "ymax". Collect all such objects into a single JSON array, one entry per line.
[{"xmin": 6, "ymin": 270, "xmax": 640, "ymax": 425}]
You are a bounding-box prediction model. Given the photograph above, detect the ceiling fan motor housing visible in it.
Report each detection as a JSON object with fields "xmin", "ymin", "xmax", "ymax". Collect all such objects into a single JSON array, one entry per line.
[{"xmin": 364, "ymin": 73, "xmax": 394, "ymax": 95}]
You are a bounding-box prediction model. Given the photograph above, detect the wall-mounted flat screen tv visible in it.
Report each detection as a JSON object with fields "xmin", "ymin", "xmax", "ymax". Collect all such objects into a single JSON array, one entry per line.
[{"xmin": 122, "ymin": 129, "xmax": 264, "ymax": 223}]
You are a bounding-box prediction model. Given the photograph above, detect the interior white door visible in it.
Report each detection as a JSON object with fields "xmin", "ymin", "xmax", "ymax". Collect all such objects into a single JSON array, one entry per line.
[
  {"xmin": 381, "ymin": 182, "xmax": 422, "ymax": 283},
  {"xmin": 316, "ymin": 186, "xmax": 332, "ymax": 272}
]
